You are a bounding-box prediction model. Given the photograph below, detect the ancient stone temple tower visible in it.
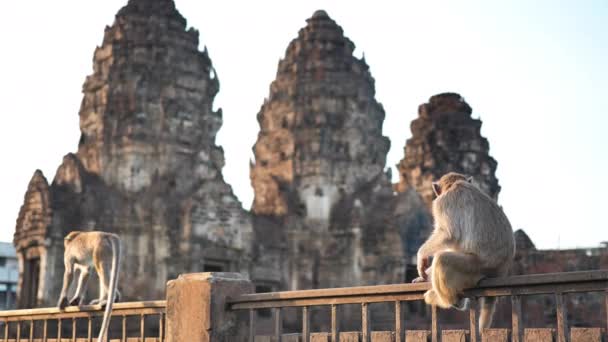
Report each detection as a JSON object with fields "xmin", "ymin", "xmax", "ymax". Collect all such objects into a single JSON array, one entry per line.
[
  {"xmin": 396, "ymin": 93, "xmax": 500, "ymax": 208},
  {"xmin": 250, "ymin": 10, "xmax": 404, "ymax": 291},
  {"xmin": 13, "ymin": 0, "xmax": 252, "ymax": 307}
]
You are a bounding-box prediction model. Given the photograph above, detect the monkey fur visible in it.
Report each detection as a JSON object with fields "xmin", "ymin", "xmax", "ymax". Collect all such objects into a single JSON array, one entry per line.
[
  {"xmin": 413, "ymin": 172, "xmax": 515, "ymax": 330},
  {"xmin": 57, "ymin": 231, "xmax": 121, "ymax": 342}
]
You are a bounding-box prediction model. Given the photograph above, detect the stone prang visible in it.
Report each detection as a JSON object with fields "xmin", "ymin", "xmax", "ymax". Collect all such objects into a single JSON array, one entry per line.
[
  {"xmin": 251, "ymin": 10, "xmax": 390, "ymax": 218},
  {"xmin": 14, "ymin": 0, "xmax": 252, "ymax": 307},
  {"xmin": 250, "ymin": 10, "xmax": 404, "ymax": 293},
  {"xmin": 396, "ymin": 93, "xmax": 500, "ymax": 208}
]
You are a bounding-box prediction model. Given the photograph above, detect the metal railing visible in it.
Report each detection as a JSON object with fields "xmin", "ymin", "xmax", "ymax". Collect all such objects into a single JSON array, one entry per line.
[
  {"xmin": 0, "ymin": 300, "xmax": 165, "ymax": 341},
  {"xmin": 228, "ymin": 270, "xmax": 608, "ymax": 342}
]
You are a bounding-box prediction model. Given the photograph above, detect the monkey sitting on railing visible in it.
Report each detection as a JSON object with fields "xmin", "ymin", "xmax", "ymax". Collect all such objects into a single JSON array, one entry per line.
[
  {"xmin": 413, "ymin": 172, "xmax": 515, "ymax": 330},
  {"xmin": 57, "ymin": 231, "xmax": 121, "ymax": 342}
]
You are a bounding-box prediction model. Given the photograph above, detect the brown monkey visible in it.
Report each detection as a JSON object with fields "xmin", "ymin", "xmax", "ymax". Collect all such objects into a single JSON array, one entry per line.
[
  {"xmin": 413, "ymin": 172, "xmax": 514, "ymax": 329},
  {"xmin": 57, "ymin": 231, "xmax": 121, "ymax": 342}
]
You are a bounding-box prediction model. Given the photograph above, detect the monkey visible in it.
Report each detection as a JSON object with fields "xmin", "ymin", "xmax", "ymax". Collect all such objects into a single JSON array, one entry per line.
[
  {"xmin": 412, "ymin": 172, "xmax": 515, "ymax": 330},
  {"xmin": 57, "ymin": 231, "xmax": 121, "ymax": 342}
]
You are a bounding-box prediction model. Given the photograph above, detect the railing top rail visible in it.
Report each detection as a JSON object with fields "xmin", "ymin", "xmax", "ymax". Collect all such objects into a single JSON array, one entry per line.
[
  {"xmin": 0, "ymin": 300, "xmax": 166, "ymax": 318},
  {"xmin": 229, "ymin": 270, "xmax": 608, "ymax": 307}
]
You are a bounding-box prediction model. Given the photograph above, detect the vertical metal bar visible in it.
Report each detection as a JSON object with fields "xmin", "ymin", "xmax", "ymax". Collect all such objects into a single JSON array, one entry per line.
[
  {"xmin": 511, "ymin": 295, "xmax": 523, "ymax": 342},
  {"xmin": 361, "ymin": 302, "xmax": 370, "ymax": 342},
  {"xmin": 331, "ymin": 304, "xmax": 338, "ymax": 342},
  {"xmin": 395, "ymin": 301, "xmax": 402, "ymax": 342},
  {"xmin": 248, "ymin": 309, "xmax": 255, "ymax": 342},
  {"xmin": 302, "ymin": 306, "xmax": 310, "ymax": 342},
  {"xmin": 273, "ymin": 308, "xmax": 282, "ymax": 342},
  {"xmin": 122, "ymin": 315, "xmax": 126, "ymax": 342},
  {"xmin": 469, "ymin": 298, "xmax": 479, "ymax": 342},
  {"xmin": 158, "ymin": 313, "xmax": 164, "ymax": 342},
  {"xmin": 140, "ymin": 314, "xmax": 145, "ymax": 342},
  {"xmin": 16, "ymin": 321, "xmax": 21, "ymax": 342},
  {"xmin": 87, "ymin": 316, "xmax": 92, "ymax": 342},
  {"xmin": 556, "ymin": 292, "xmax": 568, "ymax": 342},
  {"xmin": 3, "ymin": 320, "xmax": 8, "ymax": 342},
  {"xmin": 431, "ymin": 305, "xmax": 440, "ymax": 342},
  {"xmin": 58, "ymin": 319, "xmax": 62, "ymax": 342},
  {"xmin": 42, "ymin": 319, "xmax": 47, "ymax": 342},
  {"xmin": 29, "ymin": 320, "xmax": 34, "ymax": 342},
  {"xmin": 72, "ymin": 318, "xmax": 77, "ymax": 342}
]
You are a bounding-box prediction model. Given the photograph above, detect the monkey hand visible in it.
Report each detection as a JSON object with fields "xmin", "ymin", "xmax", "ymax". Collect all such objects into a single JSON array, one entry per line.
[
  {"xmin": 417, "ymin": 255, "xmax": 430, "ymax": 280},
  {"xmin": 412, "ymin": 276, "xmax": 427, "ymax": 283},
  {"xmin": 57, "ymin": 297, "xmax": 69, "ymax": 310}
]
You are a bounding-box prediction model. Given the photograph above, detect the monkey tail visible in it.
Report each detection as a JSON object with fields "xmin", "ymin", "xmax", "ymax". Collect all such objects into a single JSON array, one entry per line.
[
  {"xmin": 479, "ymin": 296, "xmax": 497, "ymax": 330},
  {"xmin": 97, "ymin": 235, "xmax": 121, "ymax": 342}
]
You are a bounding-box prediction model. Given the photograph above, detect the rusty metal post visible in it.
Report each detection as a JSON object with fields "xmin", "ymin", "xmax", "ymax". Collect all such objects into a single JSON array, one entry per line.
[
  {"xmin": 555, "ymin": 292, "xmax": 568, "ymax": 342},
  {"xmin": 511, "ymin": 295, "xmax": 523, "ymax": 342},
  {"xmin": 469, "ymin": 298, "xmax": 479, "ymax": 342},
  {"xmin": 165, "ymin": 272, "xmax": 253, "ymax": 342}
]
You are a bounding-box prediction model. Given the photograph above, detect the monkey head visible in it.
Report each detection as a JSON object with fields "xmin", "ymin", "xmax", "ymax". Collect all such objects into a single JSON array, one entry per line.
[{"xmin": 432, "ymin": 172, "xmax": 473, "ymax": 197}]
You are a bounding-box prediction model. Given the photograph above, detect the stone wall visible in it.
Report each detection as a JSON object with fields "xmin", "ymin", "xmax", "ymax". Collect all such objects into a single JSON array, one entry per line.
[{"xmin": 509, "ymin": 230, "xmax": 608, "ymax": 327}]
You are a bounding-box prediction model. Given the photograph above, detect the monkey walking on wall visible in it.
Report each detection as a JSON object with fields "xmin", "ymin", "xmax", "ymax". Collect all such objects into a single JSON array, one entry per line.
[
  {"xmin": 413, "ymin": 172, "xmax": 515, "ymax": 329},
  {"xmin": 57, "ymin": 231, "xmax": 121, "ymax": 342}
]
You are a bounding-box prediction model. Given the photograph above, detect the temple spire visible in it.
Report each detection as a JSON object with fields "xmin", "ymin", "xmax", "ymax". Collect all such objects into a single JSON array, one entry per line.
[
  {"xmin": 397, "ymin": 93, "xmax": 500, "ymax": 207},
  {"xmin": 251, "ymin": 10, "xmax": 389, "ymax": 217},
  {"xmin": 117, "ymin": 0, "xmax": 186, "ymax": 25}
]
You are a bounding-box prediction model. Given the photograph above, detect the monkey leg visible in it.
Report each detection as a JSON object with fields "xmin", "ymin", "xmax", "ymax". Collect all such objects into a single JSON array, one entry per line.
[
  {"xmin": 423, "ymin": 289, "xmax": 441, "ymax": 306},
  {"xmin": 93, "ymin": 254, "xmax": 119, "ymax": 307},
  {"xmin": 91, "ymin": 257, "xmax": 111, "ymax": 306},
  {"xmin": 69, "ymin": 269, "xmax": 90, "ymax": 306},
  {"xmin": 425, "ymin": 251, "xmax": 483, "ymax": 309},
  {"xmin": 57, "ymin": 262, "xmax": 74, "ymax": 309},
  {"xmin": 479, "ymin": 297, "xmax": 497, "ymax": 329},
  {"xmin": 452, "ymin": 297, "xmax": 470, "ymax": 311}
]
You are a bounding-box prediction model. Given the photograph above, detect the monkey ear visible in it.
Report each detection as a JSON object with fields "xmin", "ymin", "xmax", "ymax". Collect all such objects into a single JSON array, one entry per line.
[
  {"xmin": 432, "ymin": 182, "xmax": 441, "ymax": 196},
  {"xmin": 466, "ymin": 176, "xmax": 473, "ymax": 183}
]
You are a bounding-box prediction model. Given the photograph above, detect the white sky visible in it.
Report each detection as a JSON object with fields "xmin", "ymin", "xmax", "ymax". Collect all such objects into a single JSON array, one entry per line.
[{"xmin": 0, "ymin": 1, "xmax": 606, "ymax": 250}]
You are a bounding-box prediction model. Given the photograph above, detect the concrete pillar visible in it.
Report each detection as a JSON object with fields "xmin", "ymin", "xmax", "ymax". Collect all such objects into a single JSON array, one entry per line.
[{"xmin": 166, "ymin": 272, "xmax": 253, "ymax": 342}]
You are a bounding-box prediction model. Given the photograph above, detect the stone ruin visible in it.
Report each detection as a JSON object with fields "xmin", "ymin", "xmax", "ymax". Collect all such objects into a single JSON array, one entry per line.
[
  {"xmin": 12, "ymin": 0, "xmax": 608, "ymax": 329},
  {"xmin": 250, "ymin": 9, "xmax": 404, "ymax": 293},
  {"xmin": 10, "ymin": 0, "xmax": 506, "ymax": 308},
  {"xmin": 14, "ymin": 0, "xmax": 253, "ymax": 306},
  {"xmin": 397, "ymin": 92, "xmax": 501, "ymax": 208}
]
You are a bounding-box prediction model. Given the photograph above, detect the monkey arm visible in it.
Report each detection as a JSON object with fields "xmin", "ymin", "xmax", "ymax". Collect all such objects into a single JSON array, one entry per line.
[
  {"xmin": 417, "ymin": 230, "xmax": 450, "ymax": 260},
  {"xmin": 416, "ymin": 230, "xmax": 450, "ymax": 279}
]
